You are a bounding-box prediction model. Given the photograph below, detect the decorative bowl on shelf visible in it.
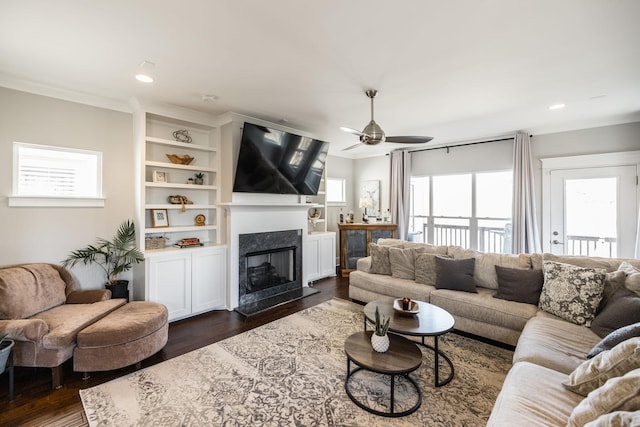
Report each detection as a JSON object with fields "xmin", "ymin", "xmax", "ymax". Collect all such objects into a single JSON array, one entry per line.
[
  {"xmin": 393, "ymin": 298, "xmax": 420, "ymax": 315},
  {"xmin": 166, "ymin": 154, "xmax": 195, "ymax": 165},
  {"xmin": 308, "ymin": 208, "xmax": 321, "ymax": 219}
]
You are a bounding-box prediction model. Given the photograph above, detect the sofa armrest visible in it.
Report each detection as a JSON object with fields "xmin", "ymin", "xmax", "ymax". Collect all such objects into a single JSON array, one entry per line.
[
  {"xmin": 0, "ymin": 318, "xmax": 49, "ymax": 343},
  {"xmin": 66, "ymin": 289, "xmax": 111, "ymax": 304},
  {"xmin": 357, "ymin": 256, "xmax": 372, "ymax": 273}
]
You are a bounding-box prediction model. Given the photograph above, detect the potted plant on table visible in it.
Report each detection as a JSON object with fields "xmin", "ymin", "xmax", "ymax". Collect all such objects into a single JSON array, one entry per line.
[
  {"xmin": 0, "ymin": 333, "xmax": 14, "ymax": 372},
  {"xmin": 371, "ymin": 306, "xmax": 391, "ymax": 353},
  {"xmin": 62, "ymin": 220, "xmax": 144, "ymax": 300}
]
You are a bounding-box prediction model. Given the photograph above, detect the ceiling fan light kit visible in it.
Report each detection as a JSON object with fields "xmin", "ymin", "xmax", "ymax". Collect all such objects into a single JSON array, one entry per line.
[{"xmin": 341, "ymin": 89, "xmax": 433, "ymax": 151}]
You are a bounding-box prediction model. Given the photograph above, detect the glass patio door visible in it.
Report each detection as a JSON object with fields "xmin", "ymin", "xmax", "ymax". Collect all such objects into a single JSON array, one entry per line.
[{"xmin": 549, "ymin": 166, "xmax": 637, "ymax": 258}]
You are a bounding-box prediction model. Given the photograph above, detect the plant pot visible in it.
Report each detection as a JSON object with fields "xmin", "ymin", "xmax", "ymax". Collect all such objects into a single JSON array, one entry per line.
[
  {"xmin": 0, "ymin": 339, "xmax": 14, "ymax": 372},
  {"xmin": 106, "ymin": 280, "xmax": 129, "ymax": 302},
  {"xmin": 194, "ymin": 178, "xmax": 204, "ymax": 185},
  {"xmin": 371, "ymin": 333, "xmax": 390, "ymax": 353}
]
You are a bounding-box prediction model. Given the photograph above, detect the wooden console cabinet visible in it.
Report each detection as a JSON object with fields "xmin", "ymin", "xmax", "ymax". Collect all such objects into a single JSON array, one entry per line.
[{"xmin": 338, "ymin": 223, "xmax": 397, "ymax": 277}]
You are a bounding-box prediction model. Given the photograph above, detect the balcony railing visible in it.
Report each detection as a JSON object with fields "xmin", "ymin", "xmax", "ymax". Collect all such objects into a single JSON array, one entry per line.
[
  {"xmin": 421, "ymin": 222, "xmax": 508, "ymax": 253},
  {"xmin": 566, "ymin": 235, "xmax": 617, "ymax": 258}
]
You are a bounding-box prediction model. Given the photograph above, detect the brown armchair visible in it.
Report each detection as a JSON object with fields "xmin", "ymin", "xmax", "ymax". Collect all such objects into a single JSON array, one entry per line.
[{"xmin": 0, "ymin": 263, "xmax": 126, "ymax": 388}]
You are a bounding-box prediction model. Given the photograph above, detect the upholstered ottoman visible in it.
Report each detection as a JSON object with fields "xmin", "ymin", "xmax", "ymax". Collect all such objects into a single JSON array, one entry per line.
[{"xmin": 73, "ymin": 301, "xmax": 168, "ymax": 374}]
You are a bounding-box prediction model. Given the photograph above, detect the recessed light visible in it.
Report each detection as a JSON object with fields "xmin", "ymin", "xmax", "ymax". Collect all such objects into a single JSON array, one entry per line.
[
  {"xmin": 135, "ymin": 74, "xmax": 154, "ymax": 83},
  {"xmin": 202, "ymin": 94, "xmax": 219, "ymax": 102},
  {"xmin": 135, "ymin": 61, "xmax": 155, "ymax": 83},
  {"xmin": 549, "ymin": 103, "xmax": 565, "ymax": 110}
]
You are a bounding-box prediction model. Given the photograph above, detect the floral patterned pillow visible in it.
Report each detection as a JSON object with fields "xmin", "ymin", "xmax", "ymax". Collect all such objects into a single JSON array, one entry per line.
[{"xmin": 539, "ymin": 261, "xmax": 607, "ymax": 327}]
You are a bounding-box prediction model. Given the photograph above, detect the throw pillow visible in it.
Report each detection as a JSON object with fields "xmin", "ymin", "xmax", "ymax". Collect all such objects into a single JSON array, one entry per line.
[
  {"xmin": 591, "ymin": 287, "xmax": 640, "ymax": 338},
  {"xmin": 389, "ymin": 247, "xmax": 416, "ymax": 280},
  {"xmin": 538, "ymin": 261, "xmax": 607, "ymax": 327},
  {"xmin": 415, "ymin": 253, "xmax": 451, "ymax": 286},
  {"xmin": 434, "ymin": 257, "xmax": 477, "ymax": 293},
  {"xmin": 588, "ymin": 322, "xmax": 640, "ymax": 358},
  {"xmin": 583, "ymin": 411, "xmax": 640, "ymax": 427},
  {"xmin": 618, "ymin": 261, "xmax": 640, "ymax": 296},
  {"xmin": 493, "ymin": 266, "xmax": 544, "ymax": 305},
  {"xmin": 369, "ymin": 243, "xmax": 393, "ymax": 275},
  {"xmin": 563, "ymin": 337, "xmax": 640, "ymax": 396},
  {"xmin": 567, "ymin": 367, "xmax": 640, "ymax": 427}
]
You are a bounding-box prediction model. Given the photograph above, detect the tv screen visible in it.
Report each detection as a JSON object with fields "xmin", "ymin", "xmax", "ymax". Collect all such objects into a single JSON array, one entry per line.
[{"xmin": 233, "ymin": 122, "xmax": 329, "ymax": 195}]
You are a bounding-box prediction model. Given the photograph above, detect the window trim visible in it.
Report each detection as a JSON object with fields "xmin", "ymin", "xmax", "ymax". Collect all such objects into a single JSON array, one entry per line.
[{"xmin": 9, "ymin": 142, "xmax": 105, "ymax": 208}]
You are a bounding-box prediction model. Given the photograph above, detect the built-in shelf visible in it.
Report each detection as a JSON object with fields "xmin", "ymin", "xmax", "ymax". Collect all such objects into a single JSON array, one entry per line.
[
  {"xmin": 146, "ymin": 136, "xmax": 216, "ymax": 152},
  {"xmin": 145, "ymin": 225, "xmax": 217, "ymax": 234},
  {"xmin": 145, "ymin": 204, "xmax": 217, "ymax": 210},
  {"xmin": 146, "ymin": 182, "xmax": 218, "ymax": 190},
  {"xmin": 145, "ymin": 160, "xmax": 216, "ymax": 172}
]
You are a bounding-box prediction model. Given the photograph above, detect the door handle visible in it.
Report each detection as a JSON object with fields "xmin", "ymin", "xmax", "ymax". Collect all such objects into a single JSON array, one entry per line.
[{"xmin": 552, "ymin": 240, "xmax": 564, "ymax": 245}]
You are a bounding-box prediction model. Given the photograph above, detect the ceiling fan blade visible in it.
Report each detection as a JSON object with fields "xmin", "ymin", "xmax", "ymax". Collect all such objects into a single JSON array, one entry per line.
[
  {"xmin": 342, "ymin": 142, "xmax": 363, "ymax": 151},
  {"xmin": 340, "ymin": 126, "xmax": 364, "ymax": 136},
  {"xmin": 385, "ymin": 136, "xmax": 434, "ymax": 144}
]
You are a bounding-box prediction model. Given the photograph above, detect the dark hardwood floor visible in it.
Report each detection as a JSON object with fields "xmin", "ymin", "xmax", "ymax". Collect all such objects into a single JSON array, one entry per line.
[{"xmin": 0, "ymin": 275, "xmax": 350, "ymax": 426}]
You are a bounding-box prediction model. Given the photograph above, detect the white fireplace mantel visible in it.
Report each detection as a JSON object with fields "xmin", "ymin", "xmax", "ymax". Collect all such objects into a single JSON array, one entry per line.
[{"xmin": 223, "ymin": 197, "xmax": 313, "ymax": 311}]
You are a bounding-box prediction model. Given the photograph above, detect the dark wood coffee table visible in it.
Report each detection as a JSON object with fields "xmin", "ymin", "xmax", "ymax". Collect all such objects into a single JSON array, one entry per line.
[
  {"xmin": 344, "ymin": 331, "xmax": 423, "ymax": 417},
  {"xmin": 363, "ymin": 300, "xmax": 455, "ymax": 387}
]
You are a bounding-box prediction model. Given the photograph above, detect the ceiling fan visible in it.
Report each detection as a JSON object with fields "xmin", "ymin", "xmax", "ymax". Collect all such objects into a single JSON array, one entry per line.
[{"xmin": 341, "ymin": 89, "xmax": 434, "ymax": 151}]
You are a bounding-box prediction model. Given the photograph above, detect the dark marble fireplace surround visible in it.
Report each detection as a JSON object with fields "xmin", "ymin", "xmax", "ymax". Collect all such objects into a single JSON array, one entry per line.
[{"xmin": 236, "ymin": 229, "xmax": 318, "ymax": 316}]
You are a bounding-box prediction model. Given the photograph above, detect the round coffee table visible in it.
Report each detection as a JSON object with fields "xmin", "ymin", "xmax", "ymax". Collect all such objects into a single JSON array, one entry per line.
[
  {"xmin": 344, "ymin": 331, "xmax": 423, "ymax": 417},
  {"xmin": 363, "ymin": 300, "xmax": 455, "ymax": 387}
]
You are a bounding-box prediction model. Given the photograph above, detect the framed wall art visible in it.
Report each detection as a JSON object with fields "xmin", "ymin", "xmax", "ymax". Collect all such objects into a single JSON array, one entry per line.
[{"xmin": 151, "ymin": 209, "xmax": 169, "ymax": 227}]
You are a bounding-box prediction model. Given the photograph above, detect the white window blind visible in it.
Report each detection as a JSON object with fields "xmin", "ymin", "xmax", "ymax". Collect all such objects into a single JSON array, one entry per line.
[{"xmin": 10, "ymin": 142, "xmax": 104, "ymax": 207}]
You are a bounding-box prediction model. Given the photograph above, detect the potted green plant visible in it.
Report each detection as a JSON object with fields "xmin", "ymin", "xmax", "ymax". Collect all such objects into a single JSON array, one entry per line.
[
  {"xmin": 194, "ymin": 172, "xmax": 205, "ymax": 185},
  {"xmin": 62, "ymin": 220, "xmax": 144, "ymax": 300},
  {"xmin": 0, "ymin": 333, "xmax": 14, "ymax": 372},
  {"xmin": 371, "ymin": 306, "xmax": 391, "ymax": 352}
]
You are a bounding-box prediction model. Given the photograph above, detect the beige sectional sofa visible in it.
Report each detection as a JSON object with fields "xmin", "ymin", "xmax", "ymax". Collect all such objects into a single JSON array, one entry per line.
[{"xmin": 348, "ymin": 239, "xmax": 640, "ymax": 425}]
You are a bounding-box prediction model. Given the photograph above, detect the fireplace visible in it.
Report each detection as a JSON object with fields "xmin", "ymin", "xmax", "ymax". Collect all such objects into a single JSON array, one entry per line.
[{"xmin": 236, "ymin": 229, "xmax": 317, "ymax": 316}]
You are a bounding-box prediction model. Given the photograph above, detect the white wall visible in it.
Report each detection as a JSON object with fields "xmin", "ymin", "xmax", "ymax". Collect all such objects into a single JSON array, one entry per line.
[{"xmin": 0, "ymin": 87, "xmax": 135, "ymax": 289}]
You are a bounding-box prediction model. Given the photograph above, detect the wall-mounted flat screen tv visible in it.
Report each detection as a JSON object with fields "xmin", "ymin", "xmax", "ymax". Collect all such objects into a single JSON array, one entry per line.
[{"xmin": 233, "ymin": 122, "xmax": 329, "ymax": 195}]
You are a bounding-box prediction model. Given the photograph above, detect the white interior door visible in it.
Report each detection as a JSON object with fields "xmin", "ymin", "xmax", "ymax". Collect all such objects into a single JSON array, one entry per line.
[{"xmin": 549, "ymin": 166, "xmax": 637, "ymax": 258}]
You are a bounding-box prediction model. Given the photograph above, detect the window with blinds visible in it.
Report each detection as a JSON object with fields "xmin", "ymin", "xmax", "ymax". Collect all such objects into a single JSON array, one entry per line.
[{"xmin": 10, "ymin": 142, "xmax": 103, "ymax": 207}]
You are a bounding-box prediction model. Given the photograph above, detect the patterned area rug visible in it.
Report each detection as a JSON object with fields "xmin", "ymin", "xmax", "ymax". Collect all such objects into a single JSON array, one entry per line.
[{"xmin": 80, "ymin": 298, "xmax": 513, "ymax": 426}]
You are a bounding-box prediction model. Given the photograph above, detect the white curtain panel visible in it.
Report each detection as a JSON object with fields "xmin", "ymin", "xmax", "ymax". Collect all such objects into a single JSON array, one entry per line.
[
  {"xmin": 636, "ymin": 199, "xmax": 640, "ymax": 258},
  {"xmin": 390, "ymin": 150, "xmax": 411, "ymax": 240},
  {"xmin": 511, "ymin": 133, "xmax": 542, "ymax": 254}
]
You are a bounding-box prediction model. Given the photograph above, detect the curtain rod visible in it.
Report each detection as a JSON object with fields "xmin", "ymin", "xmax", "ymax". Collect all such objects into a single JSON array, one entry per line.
[{"xmin": 407, "ymin": 135, "xmax": 529, "ymax": 154}]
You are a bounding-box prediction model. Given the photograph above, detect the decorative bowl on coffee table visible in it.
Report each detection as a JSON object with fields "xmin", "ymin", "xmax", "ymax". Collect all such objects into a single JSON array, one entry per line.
[{"xmin": 393, "ymin": 298, "xmax": 420, "ymax": 315}]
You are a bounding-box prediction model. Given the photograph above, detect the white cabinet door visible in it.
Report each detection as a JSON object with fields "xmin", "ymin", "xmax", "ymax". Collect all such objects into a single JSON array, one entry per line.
[
  {"xmin": 147, "ymin": 252, "xmax": 192, "ymax": 321},
  {"xmin": 305, "ymin": 235, "xmax": 321, "ymax": 283},
  {"xmin": 319, "ymin": 232, "xmax": 336, "ymax": 278},
  {"xmin": 192, "ymin": 246, "xmax": 227, "ymax": 314}
]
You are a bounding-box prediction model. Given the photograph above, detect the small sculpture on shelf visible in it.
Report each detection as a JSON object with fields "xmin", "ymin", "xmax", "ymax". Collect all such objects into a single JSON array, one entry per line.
[{"xmin": 172, "ymin": 129, "xmax": 192, "ymax": 143}]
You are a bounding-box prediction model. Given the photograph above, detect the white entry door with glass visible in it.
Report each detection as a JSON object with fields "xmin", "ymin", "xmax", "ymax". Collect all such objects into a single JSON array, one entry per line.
[{"xmin": 548, "ymin": 165, "xmax": 637, "ymax": 258}]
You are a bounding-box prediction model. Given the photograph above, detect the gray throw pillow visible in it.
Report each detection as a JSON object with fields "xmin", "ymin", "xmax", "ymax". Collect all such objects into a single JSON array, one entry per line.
[
  {"xmin": 389, "ymin": 247, "xmax": 415, "ymax": 280},
  {"xmin": 494, "ymin": 266, "xmax": 544, "ymax": 305},
  {"xmin": 415, "ymin": 253, "xmax": 451, "ymax": 286},
  {"xmin": 591, "ymin": 287, "xmax": 640, "ymax": 338},
  {"xmin": 435, "ymin": 257, "xmax": 477, "ymax": 293},
  {"xmin": 538, "ymin": 261, "xmax": 606, "ymax": 327},
  {"xmin": 588, "ymin": 322, "xmax": 640, "ymax": 358},
  {"xmin": 369, "ymin": 243, "xmax": 392, "ymax": 275}
]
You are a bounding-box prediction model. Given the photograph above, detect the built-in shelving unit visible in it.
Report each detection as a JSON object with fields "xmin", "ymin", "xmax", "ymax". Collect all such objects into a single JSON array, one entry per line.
[
  {"xmin": 141, "ymin": 113, "xmax": 221, "ymax": 249},
  {"xmin": 134, "ymin": 109, "xmax": 226, "ymax": 321},
  {"xmin": 305, "ymin": 170, "xmax": 328, "ymax": 233}
]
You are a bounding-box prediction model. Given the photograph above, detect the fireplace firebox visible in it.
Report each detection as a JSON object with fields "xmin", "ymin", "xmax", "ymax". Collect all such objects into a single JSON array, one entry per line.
[{"xmin": 246, "ymin": 246, "xmax": 296, "ymax": 294}]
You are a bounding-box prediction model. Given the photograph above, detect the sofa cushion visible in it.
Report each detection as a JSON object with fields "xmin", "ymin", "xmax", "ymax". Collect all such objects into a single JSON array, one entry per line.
[
  {"xmin": 513, "ymin": 315, "xmax": 601, "ymax": 374},
  {"xmin": 388, "ymin": 247, "xmax": 416, "ymax": 280},
  {"xmin": 494, "ymin": 266, "xmax": 544, "ymax": 305},
  {"xmin": 474, "ymin": 252, "xmax": 533, "ymax": 290},
  {"xmin": 543, "ymin": 253, "xmax": 614, "ymax": 271},
  {"xmin": 567, "ymin": 367, "xmax": 640, "ymax": 427},
  {"xmin": 563, "ymin": 337, "xmax": 640, "ymax": 396},
  {"xmin": 430, "ymin": 287, "xmax": 537, "ymax": 331},
  {"xmin": 487, "ymin": 361, "xmax": 581, "ymax": 427},
  {"xmin": 588, "ymin": 322, "xmax": 640, "ymax": 358},
  {"xmin": 538, "ymin": 261, "xmax": 606, "ymax": 327},
  {"xmin": 31, "ymin": 299, "xmax": 126, "ymax": 348},
  {"xmin": 369, "ymin": 243, "xmax": 393, "ymax": 275},
  {"xmin": 591, "ymin": 287, "xmax": 640, "ymax": 338},
  {"xmin": 435, "ymin": 257, "xmax": 477, "ymax": 292},
  {"xmin": 348, "ymin": 271, "xmax": 434, "ymax": 303},
  {"xmin": 0, "ymin": 264, "xmax": 67, "ymax": 319}
]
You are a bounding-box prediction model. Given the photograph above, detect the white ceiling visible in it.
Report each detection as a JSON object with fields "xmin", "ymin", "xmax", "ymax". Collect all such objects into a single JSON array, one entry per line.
[{"xmin": 1, "ymin": 0, "xmax": 639, "ymax": 158}]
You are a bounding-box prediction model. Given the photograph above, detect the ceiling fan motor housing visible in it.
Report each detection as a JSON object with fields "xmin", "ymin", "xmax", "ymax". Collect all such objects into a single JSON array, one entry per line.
[{"xmin": 362, "ymin": 120, "xmax": 385, "ymax": 144}]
